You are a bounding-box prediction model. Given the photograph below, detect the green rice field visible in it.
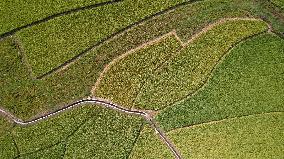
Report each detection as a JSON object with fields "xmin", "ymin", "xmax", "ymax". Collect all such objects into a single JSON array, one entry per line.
[{"xmin": 0, "ymin": 0, "xmax": 283, "ymax": 158}]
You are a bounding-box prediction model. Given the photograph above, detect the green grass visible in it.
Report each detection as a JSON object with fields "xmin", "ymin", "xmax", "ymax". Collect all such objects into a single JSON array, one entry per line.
[
  {"xmin": 236, "ymin": 0, "xmax": 284, "ymax": 33},
  {"xmin": 63, "ymin": 107, "xmax": 143, "ymax": 158},
  {"xmin": 0, "ymin": 0, "xmax": 109, "ymax": 34},
  {"xmin": 156, "ymin": 33, "xmax": 284, "ymax": 131},
  {"xmin": 135, "ymin": 19, "xmax": 268, "ymax": 110},
  {"xmin": 129, "ymin": 124, "xmax": 174, "ymax": 159},
  {"xmin": 0, "ymin": 118, "xmax": 17, "ymax": 158},
  {"xmin": 1, "ymin": 0, "xmax": 284, "ymax": 158},
  {"xmin": 0, "ymin": 0, "xmax": 253, "ymax": 119},
  {"xmin": 12, "ymin": 105, "xmax": 95, "ymax": 154},
  {"xmin": 16, "ymin": 0, "xmax": 186, "ymax": 76},
  {"xmin": 0, "ymin": 105, "xmax": 143, "ymax": 158},
  {"xmin": 271, "ymin": 0, "xmax": 284, "ymax": 9},
  {"xmin": 94, "ymin": 35, "xmax": 182, "ymax": 108},
  {"xmin": 167, "ymin": 112, "xmax": 284, "ymax": 159},
  {"xmin": 0, "ymin": 0, "xmax": 278, "ymax": 120},
  {"xmin": 17, "ymin": 143, "xmax": 65, "ymax": 159}
]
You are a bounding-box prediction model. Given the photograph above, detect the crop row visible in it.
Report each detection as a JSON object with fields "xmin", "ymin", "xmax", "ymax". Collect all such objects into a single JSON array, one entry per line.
[
  {"xmin": 0, "ymin": 0, "xmax": 110, "ymax": 34},
  {"xmin": 0, "ymin": 0, "xmax": 283, "ymax": 121},
  {"xmin": 156, "ymin": 33, "xmax": 284, "ymax": 131},
  {"xmin": 16, "ymin": 0, "xmax": 186, "ymax": 77},
  {"xmin": 95, "ymin": 19, "xmax": 268, "ymax": 110},
  {"xmin": 0, "ymin": 104, "xmax": 143, "ymax": 158},
  {"xmin": 166, "ymin": 112, "xmax": 284, "ymax": 158}
]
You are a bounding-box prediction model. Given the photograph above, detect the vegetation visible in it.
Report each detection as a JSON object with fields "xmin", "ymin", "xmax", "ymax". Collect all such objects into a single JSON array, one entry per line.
[
  {"xmin": 0, "ymin": 105, "xmax": 143, "ymax": 158},
  {"xmin": 271, "ymin": 0, "xmax": 284, "ymax": 9},
  {"xmin": 16, "ymin": 0, "xmax": 186, "ymax": 76},
  {"xmin": 0, "ymin": 0, "xmax": 109, "ymax": 34},
  {"xmin": 17, "ymin": 143, "xmax": 65, "ymax": 159},
  {"xmin": 94, "ymin": 35, "xmax": 182, "ymax": 108},
  {"xmin": 0, "ymin": 0, "xmax": 254, "ymax": 119},
  {"xmin": 135, "ymin": 19, "xmax": 268, "ymax": 110},
  {"xmin": 0, "ymin": 118, "xmax": 17, "ymax": 158},
  {"xmin": 1, "ymin": 0, "xmax": 284, "ymax": 158},
  {"xmin": 167, "ymin": 112, "xmax": 284, "ymax": 158},
  {"xmin": 129, "ymin": 124, "xmax": 174, "ymax": 159},
  {"xmin": 156, "ymin": 33, "xmax": 284, "ymax": 131}
]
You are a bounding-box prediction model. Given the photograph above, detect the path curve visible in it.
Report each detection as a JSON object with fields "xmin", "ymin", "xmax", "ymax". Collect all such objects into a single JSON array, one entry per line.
[
  {"xmin": 0, "ymin": 97, "xmax": 182, "ymax": 159},
  {"xmin": 92, "ymin": 17, "xmax": 268, "ymax": 95}
]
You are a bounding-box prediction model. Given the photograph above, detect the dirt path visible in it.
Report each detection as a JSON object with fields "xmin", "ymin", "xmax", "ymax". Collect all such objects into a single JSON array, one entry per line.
[
  {"xmin": 92, "ymin": 17, "xmax": 267, "ymax": 95},
  {"xmin": 0, "ymin": 97, "xmax": 182, "ymax": 159},
  {"xmin": 0, "ymin": 18, "xmax": 272, "ymax": 159}
]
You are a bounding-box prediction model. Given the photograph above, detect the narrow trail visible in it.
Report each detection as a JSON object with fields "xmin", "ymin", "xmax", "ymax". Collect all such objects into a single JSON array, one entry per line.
[
  {"xmin": 92, "ymin": 17, "xmax": 268, "ymax": 94},
  {"xmin": 0, "ymin": 97, "xmax": 182, "ymax": 159},
  {"xmin": 0, "ymin": 17, "xmax": 273, "ymax": 159}
]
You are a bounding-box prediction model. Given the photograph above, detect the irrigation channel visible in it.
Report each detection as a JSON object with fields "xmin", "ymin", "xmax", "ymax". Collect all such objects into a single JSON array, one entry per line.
[{"xmin": 0, "ymin": 97, "xmax": 182, "ymax": 159}]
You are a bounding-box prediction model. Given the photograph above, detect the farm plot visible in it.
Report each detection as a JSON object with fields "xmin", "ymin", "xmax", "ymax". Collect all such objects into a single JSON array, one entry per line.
[
  {"xmin": 0, "ymin": 0, "xmax": 111, "ymax": 35},
  {"xmin": 0, "ymin": 104, "xmax": 143, "ymax": 158},
  {"xmin": 129, "ymin": 124, "xmax": 175, "ymax": 159},
  {"xmin": 0, "ymin": 118, "xmax": 16, "ymax": 158},
  {"xmin": 271, "ymin": 0, "xmax": 284, "ymax": 9},
  {"xmin": 0, "ymin": 0, "xmax": 284, "ymax": 158},
  {"xmin": 167, "ymin": 112, "xmax": 284, "ymax": 158},
  {"xmin": 93, "ymin": 34, "xmax": 182, "ymax": 108},
  {"xmin": 16, "ymin": 0, "xmax": 186, "ymax": 77},
  {"xmin": 95, "ymin": 18, "xmax": 268, "ymax": 110},
  {"xmin": 156, "ymin": 33, "xmax": 284, "ymax": 131},
  {"xmin": 0, "ymin": 0, "xmax": 258, "ymax": 119},
  {"xmin": 134, "ymin": 19, "xmax": 268, "ymax": 110}
]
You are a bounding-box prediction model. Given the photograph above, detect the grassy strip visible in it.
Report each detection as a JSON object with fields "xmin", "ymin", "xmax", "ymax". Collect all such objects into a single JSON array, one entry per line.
[
  {"xmin": 135, "ymin": 19, "xmax": 268, "ymax": 110},
  {"xmin": 0, "ymin": 105, "xmax": 144, "ymax": 158},
  {"xmin": 167, "ymin": 112, "xmax": 284, "ymax": 158},
  {"xmin": 16, "ymin": 0, "xmax": 186, "ymax": 77},
  {"xmin": 0, "ymin": 118, "xmax": 17, "ymax": 158},
  {"xmin": 156, "ymin": 33, "xmax": 284, "ymax": 131},
  {"xmin": 129, "ymin": 124, "xmax": 175, "ymax": 159},
  {"xmin": 94, "ymin": 35, "xmax": 182, "ymax": 108},
  {"xmin": 0, "ymin": 0, "xmax": 109, "ymax": 35}
]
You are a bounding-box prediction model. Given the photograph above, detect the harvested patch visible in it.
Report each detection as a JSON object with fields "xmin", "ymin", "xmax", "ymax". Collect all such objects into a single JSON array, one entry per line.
[
  {"xmin": 156, "ymin": 33, "xmax": 284, "ymax": 131},
  {"xmin": 129, "ymin": 124, "xmax": 175, "ymax": 159},
  {"xmin": 167, "ymin": 112, "xmax": 284, "ymax": 158},
  {"xmin": 135, "ymin": 19, "xmax": 268, "ymax": 110},
  {"xmin": 93, "ymin": 34, "xmax": 182, "ymax": 108}
]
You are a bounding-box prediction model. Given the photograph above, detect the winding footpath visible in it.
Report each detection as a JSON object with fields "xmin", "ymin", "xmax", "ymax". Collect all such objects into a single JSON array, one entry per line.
[{"xmin": 0, "ymin": 97, "xmax": 182, "ymax": 159}]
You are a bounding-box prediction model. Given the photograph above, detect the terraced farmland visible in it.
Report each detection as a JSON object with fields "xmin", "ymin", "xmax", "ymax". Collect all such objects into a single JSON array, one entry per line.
[{"xmin": 0, "ymin": 0, "xmax": 283, "ymax": 158}]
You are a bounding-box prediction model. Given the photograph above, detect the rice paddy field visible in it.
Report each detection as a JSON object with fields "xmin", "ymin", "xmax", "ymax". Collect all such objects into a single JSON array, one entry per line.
[{"xmin": 0, "ymin": 0, "xmax": 283, "ymax": 158}]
